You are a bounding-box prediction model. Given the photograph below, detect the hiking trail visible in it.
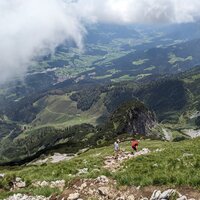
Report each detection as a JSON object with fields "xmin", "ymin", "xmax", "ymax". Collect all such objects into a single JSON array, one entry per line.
[{"xmin": 104, "ymin": 148, "xmax": 151, "ymax": 172}]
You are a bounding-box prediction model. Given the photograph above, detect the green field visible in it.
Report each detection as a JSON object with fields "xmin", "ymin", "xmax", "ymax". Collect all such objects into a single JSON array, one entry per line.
[
  {"xmin": 32, "ymin": 94, "xmax": 108, "ymax": 128},
  {"xmin": 168, "ymin": 53, "xmax": 193, "ymax": 65},
  {"xmin": 133, "ymin": 59, "xmax": 149, "ymax": 65}
]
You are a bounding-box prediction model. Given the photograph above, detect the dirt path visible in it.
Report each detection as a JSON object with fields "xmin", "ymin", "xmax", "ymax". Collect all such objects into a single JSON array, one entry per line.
[{"xmin": 103, "ymin": 148, "xmax": 151, "ymax": 172}]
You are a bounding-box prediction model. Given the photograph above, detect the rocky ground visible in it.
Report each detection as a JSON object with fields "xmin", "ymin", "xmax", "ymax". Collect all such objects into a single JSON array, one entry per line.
[
  {"xmin": 3, "ymin": 149, "xmax": 200, "ymax": 200},
  {"xmin": 28, "ymin": 153, "xmax": 76, "ymax": 165},
  {"xmin": 104, "ymin": 148, "xmax": 151, "ymax": 172},
  {"xmin": 5, "ymin": 175, "xmax": 199, "ymax": 200},
  {"xmin": 184, "ymin": 129, "xmax": 200, "ymax": 138}
]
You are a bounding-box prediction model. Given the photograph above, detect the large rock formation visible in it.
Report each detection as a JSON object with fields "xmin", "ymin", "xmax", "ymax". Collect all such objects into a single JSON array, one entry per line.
[{"xmin": 108, "ymin": 100, "xmax": 157, "ymax": 136}]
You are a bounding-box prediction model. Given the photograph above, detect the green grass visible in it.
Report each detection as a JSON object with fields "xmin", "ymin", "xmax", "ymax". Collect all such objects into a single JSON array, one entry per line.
[
  {"xmin": 144, "ymin": 66, "xmax": 157, "ymax": 71},
  {"xmin": 136, "ymin": 73, "xmax": 152, "ymax": 80},
  {"xmin": 132, "ymin": 59, "xmax": 149, "ymax": 65},
  {"xmin": 31, "ymin": 93, "xmax": 108, "ymax": 128},
  {"xmin": 168, "ymin": 53, "xmax": 193, "ymax": 65},
  {"xmin": 0, "ymin": 187, "xmax": 61, "ymax": 199},
  {"xmin": 114, "ymin": 138, "xmax": 200, "ymax": 187},
  {"xmin": 93, "ymin": 74, "xmax": 113, "ymax": 80},
  {"xmin": 1, "ymin": 139, "xmax": 200, "ymax": 199},
  {"xmin": 111, "ymin": 75, "xmax": 136, "ymax": 83}
]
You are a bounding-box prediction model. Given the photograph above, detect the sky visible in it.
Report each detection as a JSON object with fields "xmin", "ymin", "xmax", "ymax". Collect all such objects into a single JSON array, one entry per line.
[{"xmin": 1, "ymin": 0, "xmax": 200, "ymax": 84}]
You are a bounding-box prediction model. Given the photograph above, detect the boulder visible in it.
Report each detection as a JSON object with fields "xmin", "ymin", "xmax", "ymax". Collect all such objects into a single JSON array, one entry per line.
[
  {"xmin": 0, "ymin": 173, "xmax": 5, "ymax": 178},
  {"xmin": 40, "ymin": 181, "xmax": 49, "ymax": 187},
  {"xmin": 127, "ymin": 195, "xmax": 135, "ymax": 200},
  {"xmin": 15, "ymin": 177, "xmax": 22, "ymax": 182},
  {"xmin": 14, "ymin": 181, "xmax": 26, "ymax": 189},
  {"xmin": 77, "ymin": 168, "xmax": 88, "ymax": 175},
  {"xmin": 79, "ymin": 182, "xmax": 87, "ymax": 191},
  {"xmin": 177, "ymin": 196, "xmax": 187, "ymax": 200},
  {"xmin": 14, "ymin": 177, "xmax": 26, "ymax": 189},
  {"xmin": 98, "ymin": 186, "xmax": 110, "ymax": 196},
  {"xmin": 150, "ymin": 190, "xmax": 162, "ymax": 200},
  {"xmin": 50, "ymin": 180, "xmax": 65, "ymax": 190},
  {"xmin": 67, "ymin": 193, "xmax": 80, "ymax": 200},
  {"xmin": 96, "ymin": 175, "xmax": 109, "ymax": 184},
  {"xmin": 159, "ymin": 189, "xmax": 181, "ymax": 199}
]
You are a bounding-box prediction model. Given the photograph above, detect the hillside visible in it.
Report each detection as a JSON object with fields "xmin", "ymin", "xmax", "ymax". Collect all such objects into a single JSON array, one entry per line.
[
  {"xmin": 0, "ymin": 138, "xmax": 200, "ymax": 199},
  {"xmin": 0, "ymin": 100, "xmax": 157, "ymax": 165},
  {"xmin": 0, "ymin": 65, "xmax": 200, "ymax": 164}
]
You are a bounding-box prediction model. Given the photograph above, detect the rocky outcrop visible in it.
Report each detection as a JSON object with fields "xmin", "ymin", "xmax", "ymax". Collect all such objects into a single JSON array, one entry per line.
[
  {"xmin": 5, "ymin": 174, "xmax": 198, "ymax": 200},
  {"xmin": 150, "ymin": 189, "xmax": 189, "ymax": 200},
  {"xmin": 183, "ymin": 129, "xmax": 200, "ymax": 138},
  {"xmin": 13, "ymin": 177, "xmax": 26, "ymax": 189},
  {"xmin": 32, "ymin": 180, "xmax": 65, "ymax": 191},
  {"xmin": 109, "ymin": 101, "xmax": 157, "ymax": 136},
  {"xmin": 4, "ymin": 193, "xmax": 49, "ymax": 200},
  {"xmin": 50, "ymin": 175, "xmax": 197, "ymax": 200}
]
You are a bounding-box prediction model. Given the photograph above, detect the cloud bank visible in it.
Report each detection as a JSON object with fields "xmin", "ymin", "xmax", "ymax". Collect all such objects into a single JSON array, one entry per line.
[
  {"xmin": 1, "ymin": 0, "xmax": 200, "ymax": 83},
  {"xmin": 0, "ymin": 0, "xmax": 85, "ymax": 83}
]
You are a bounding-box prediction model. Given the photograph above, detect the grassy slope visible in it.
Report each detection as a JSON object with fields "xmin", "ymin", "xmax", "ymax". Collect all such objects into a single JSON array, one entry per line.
[
  {"xmin": 0, "ymin": 138, "xmax": 200, "ymax": 199},
  {"xmin": 32, "ymin": 93, "xmax": 108, "ymax": 128}
]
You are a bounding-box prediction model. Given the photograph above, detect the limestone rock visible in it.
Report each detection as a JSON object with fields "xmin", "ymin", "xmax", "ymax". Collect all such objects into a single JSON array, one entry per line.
[
  {"xmin": 0, "ymin": 173, "xmax": 5, "ymax": 178},
  {"xmin": 98, "ymin": 186, "xmax": 110, "ymax": 196},
  {"xmin": 67, "ymin": 193, "xmax": 80, "ymax": 200},
  {"xmin": 77, "ymin": 168, "xmax": 88, "ymax": 175},
  {"xmin": 159, "ymin": 189, "xmax": 181, "ymax": 199},
  {"xmin": 150, "ymin": 190, "xmax": 162, "ymax": 200},
  {"xmin": 96, "ymin": 175, "xmax": 109, "ymax": 184},
  {"xmin": 14, "ymin": 181, "xmax": 26, "ymax": 188},
  {"xmin": 40, "ymin": 181, "xmax": 49, "ymax": 187},
  {"xmin": 177, "ymin": 196, "xmax": 187, "ymax": 200},
  {"xmin": 14, "ymin": 177, "xmax": 26, "ymax": 189},
  {"xmin": 15, "ymin": 177, "xmax": 22, "ymax": 182},
  {"xmin": 50, "ymin": 180, "xmax": 65, "ymax": 190},
  {"xmin": 79, "ymin": 182, "xmax": 87, "ymax": 191},
  {"xmin": 127, "ymin": 195, "xmax": 135, "ymax": 200},
  {"xmin": 116, "ymin": 197, "xmax": 125, "ymax": 200},
  {"xmin": 5, "ymin": 193, "xmax": 49, "ymax": 200},
  {"xmin": 33, "ymin": 180, "xmax": 65, "ymax": 190}
]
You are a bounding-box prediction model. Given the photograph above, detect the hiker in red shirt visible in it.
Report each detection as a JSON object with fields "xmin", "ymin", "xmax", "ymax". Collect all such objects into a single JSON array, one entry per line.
[{"xmin": 131, "ymin": 138, "xmax": 139, "ymax": 154}]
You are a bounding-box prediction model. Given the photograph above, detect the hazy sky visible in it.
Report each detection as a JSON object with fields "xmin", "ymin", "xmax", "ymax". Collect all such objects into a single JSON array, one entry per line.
[{"xmin": 1, "ymin": 0, "xmax": 200, "ymax": 83}]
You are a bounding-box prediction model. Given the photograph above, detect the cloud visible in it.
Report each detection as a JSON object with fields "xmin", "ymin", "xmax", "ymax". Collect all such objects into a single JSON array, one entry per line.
[
  {"xmin": 73, "ymin": 0, "xmax": 200, "ymax": 24},
  {"xmin": 1, "ymin": 0, "xmax": 200, "ymax": 84},
  {"xmin": 0, "ymin": 0, "xmax": 85, "ymax": 83}
]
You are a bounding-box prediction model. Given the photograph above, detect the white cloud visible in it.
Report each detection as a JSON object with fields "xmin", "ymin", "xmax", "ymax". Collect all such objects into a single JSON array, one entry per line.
[
  {"xmin": 1, "ymin": 0, "xmax": 200, "ymax": 83},
  {"xmin": 0, "ymin": 0, "xmax": 85, "ymax": 83},
  {"xmin": 73, "ymin": 0, "xmax": 200, "ymax": 24}
]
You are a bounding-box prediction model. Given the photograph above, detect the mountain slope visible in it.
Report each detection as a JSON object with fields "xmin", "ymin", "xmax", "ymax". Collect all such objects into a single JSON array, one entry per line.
[
  {"xmin": 0, "ymin": 100, "xmax": 158, "ymax": 165},
  {"xmin": 1, "ymin": 138, "xmax": 200, "ymax": 199}
]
